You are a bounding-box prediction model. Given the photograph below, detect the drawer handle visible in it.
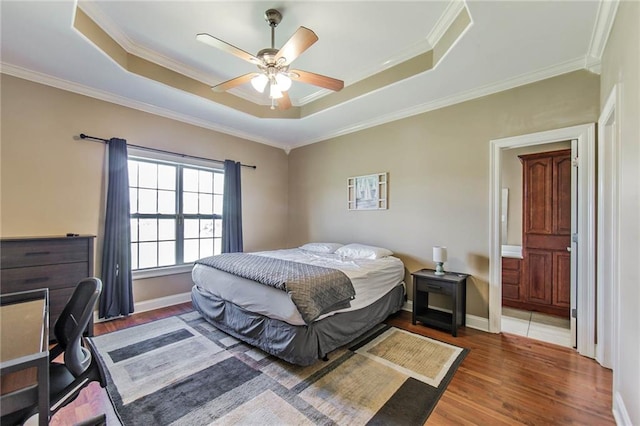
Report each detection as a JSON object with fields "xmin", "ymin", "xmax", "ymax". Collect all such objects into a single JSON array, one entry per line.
[
  {"xmin": 24, "ymin": 277, "xmax": 50, "ymax": 284},
  {"xmin": 427, "ymin": 285, "xmax": 442, "ymax": 290},
  {"xmin": 25, "ymin": 251, "xmax": 51, "ymax": 256}
]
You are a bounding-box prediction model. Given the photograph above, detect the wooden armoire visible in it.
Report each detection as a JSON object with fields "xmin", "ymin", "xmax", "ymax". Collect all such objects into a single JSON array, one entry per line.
[{"xmin": 504, "ymin": 149, "xmax": 571, "ymax": 318}]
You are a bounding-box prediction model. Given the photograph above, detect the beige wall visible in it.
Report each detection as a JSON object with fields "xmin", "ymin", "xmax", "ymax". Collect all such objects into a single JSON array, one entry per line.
[
  {"xmin": 501, "ymin": 141, "xmax": 570, "ymax": 245},
  {"xmin": 599, "ymin": 1, "xmax": 640, "ymax": 423},
  {"xmin": 0, "ymin": 75, "xmax": 289, "ymax": 303},
  {"xmin": 288, "ymin": 70, "xmax": 599, "ymax": 318}
]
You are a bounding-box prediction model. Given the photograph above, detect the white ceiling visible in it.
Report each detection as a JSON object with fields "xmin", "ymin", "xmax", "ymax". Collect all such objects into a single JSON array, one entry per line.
[{"xmin": 1, "ymin": 1, "xmax": 611, "ymax": 151}]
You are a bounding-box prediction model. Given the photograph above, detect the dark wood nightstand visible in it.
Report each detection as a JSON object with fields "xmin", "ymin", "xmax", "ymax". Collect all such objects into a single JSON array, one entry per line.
[{"xmin": 411, "ymin": 269, "xmax": 468, "ymax": 336}]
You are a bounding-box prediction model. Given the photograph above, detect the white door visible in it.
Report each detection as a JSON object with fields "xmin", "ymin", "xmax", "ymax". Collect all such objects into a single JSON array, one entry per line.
[{"xmin": 570, "ymin": 139, "xmax": 578, "ymax": 348}]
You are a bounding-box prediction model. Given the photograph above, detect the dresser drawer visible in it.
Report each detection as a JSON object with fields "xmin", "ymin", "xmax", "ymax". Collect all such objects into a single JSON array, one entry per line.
[
  {"xmin": 1, "ymin": 238, "xmax": 89, "ymax": 268},
  {"xmin": 416, "ymin": 279, "xmax": 453, "ymax": 296},
  {"xmin": 1, "ymin": 262, "xmax": 90, "ymax": 293}
]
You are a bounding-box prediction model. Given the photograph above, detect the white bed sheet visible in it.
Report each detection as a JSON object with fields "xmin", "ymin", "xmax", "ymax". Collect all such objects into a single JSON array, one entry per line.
[{"xmin": 191, "ymin": 248, "xmax": 405, "ymax": 326}]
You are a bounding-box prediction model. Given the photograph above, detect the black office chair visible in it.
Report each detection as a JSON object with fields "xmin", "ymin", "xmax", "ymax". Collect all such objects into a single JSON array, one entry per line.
[{"xmin": 1, "ymin": 277, "xmax": 107, "ymax": 426}]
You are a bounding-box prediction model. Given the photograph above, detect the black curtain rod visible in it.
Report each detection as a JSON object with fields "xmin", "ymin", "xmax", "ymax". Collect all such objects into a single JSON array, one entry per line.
[{"xmin": 79, "ymin": 133, "xmax": 256, "ymax": 169}]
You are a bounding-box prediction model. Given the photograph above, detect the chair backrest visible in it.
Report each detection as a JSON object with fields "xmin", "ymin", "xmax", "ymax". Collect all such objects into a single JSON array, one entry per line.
[{"xmin": 54, "ymin": 277, "xmax": 102, "ymax": 376}]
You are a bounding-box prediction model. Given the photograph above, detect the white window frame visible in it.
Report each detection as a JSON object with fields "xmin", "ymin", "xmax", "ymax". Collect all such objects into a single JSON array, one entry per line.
[{"xmin": 128, "ymin": 148, "xmax": 224, "ymax": 279}]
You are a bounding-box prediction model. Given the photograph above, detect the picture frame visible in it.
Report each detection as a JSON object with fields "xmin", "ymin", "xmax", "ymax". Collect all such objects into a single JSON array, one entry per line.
[{"xmin": 347, "ymin": 172, "xmax": 387, "ymax": 210}]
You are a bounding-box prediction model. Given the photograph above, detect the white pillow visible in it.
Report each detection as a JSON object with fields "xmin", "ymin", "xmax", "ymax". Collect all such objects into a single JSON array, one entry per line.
[
  {"xmin": 299, "ymin": 242, "xmax": 344, "ymax": 254},
  {"xmin": 335, "ymin": 243, "xmax": 393, "ymax": 259}
]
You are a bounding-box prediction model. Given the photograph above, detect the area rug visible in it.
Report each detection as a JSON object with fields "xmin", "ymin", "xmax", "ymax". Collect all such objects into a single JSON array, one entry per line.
[{"xmin": 91, "ymin": 311, "xmax": 468, "ymax": 425}]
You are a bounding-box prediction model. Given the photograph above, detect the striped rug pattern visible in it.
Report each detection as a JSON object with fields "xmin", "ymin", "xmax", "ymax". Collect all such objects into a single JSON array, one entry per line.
[{"xmin": 92, "ymin": 311, "xmax": 468, "ymax": 425}]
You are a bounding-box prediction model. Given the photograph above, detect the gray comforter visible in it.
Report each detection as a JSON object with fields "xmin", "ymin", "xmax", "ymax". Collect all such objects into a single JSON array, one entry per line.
[{"xmin": 195, "ymin": 253, "xmax": 355, "ymax": 324}]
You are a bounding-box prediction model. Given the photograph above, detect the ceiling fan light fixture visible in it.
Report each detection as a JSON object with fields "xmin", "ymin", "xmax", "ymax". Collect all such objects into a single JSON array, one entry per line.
[
  {"xmin": 197, "ymin": 8, "xmax": 343, "ymax": 110},
  {"xmin": 251, "ymin": 73, "xmax": 269, "ymax": 93},
  {"xmin": 275, "ymin": 73, "xmax": 292, "ymax": 91},
  {"xmin": 269, "ymin": 84, "xmax": 283, "ymax": 99}
]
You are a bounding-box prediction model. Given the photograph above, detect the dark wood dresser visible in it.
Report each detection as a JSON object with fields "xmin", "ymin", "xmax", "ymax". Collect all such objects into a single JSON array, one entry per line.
[{"xmin": 0, "ymin": 235, "xmax": 96, "ymax": 337}]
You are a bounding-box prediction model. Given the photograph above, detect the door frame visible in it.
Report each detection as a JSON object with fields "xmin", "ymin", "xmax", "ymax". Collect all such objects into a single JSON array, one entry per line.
[
  {"xmin": 489, "ymin": 123, "xmax": 596, "ymax": 358},
  {"xmin": 596, "ymin": 86, "xmax": 619, "ymax": 369}
]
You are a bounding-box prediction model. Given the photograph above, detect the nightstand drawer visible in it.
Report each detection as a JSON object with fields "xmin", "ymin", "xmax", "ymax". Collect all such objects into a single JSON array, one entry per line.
[{"xmin": 416, "ymin": 279, "xmax": 453, "ymax": 296}]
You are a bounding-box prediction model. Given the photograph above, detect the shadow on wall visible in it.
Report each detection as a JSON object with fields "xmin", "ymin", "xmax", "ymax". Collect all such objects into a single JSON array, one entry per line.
[
  {"xmin": 394, "ymin": 253, "xmax": 433, "ymax": 300},
  {"xmin": 390, "ymin": 251, "xmax": 489, "ymax": 319},
  {"xmin": 466, "ymin": 252, "xmax": 490, "ymax": 318}
]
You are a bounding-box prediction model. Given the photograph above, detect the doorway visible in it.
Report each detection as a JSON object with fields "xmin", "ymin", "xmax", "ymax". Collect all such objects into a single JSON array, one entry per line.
[
  {"xmin": 489, "ymin": 124, "xmax": 596, "ymax": 358},
  {"xmin": 500, "ymin": 143, "xmax": 573, "ymax": 347}
]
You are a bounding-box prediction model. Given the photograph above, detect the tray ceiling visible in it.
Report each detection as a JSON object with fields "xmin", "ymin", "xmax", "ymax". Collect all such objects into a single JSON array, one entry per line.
[{"xmin": 0, "ymin": 1, "xmax": 613, "ymax": 151}]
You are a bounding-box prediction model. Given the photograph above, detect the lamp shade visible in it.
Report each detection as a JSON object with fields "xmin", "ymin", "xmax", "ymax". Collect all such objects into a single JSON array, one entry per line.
[
  {"xmin": 269, "ymin": 83, "xmax": 283, "ymax": 99},
  {"xmin": 433, "ymin": 246, "xmax": 448, "ymax": 262},
  {"xmin": 251, "ymin": 73, "xmax": 269, "ymax": 93},
  {"xmin": 275, "ymin": 73, "xmax": 292, "ymax": 91}
]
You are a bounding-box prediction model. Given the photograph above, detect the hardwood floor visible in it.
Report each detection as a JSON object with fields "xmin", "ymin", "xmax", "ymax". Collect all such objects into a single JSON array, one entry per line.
[{"xmin": 49, "ymin": 304, "xmax": 614, "ymax": 425}]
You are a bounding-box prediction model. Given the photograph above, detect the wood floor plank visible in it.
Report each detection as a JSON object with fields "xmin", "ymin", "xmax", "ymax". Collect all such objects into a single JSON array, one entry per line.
[{"xmin": 48, "ymin": 305, "xmax": 614, "ymax": 425}]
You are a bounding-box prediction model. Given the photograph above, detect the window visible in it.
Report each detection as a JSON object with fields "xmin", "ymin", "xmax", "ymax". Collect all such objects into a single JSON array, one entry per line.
[{"xmin": 128, "ymin": 156, "xmax": 224, "ymax": 271}]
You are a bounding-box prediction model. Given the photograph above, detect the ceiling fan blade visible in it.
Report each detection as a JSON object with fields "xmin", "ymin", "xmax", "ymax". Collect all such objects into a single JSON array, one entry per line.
[
  {"xmin": 212, "ymin": 73, "xmax": 259, "ymax": 92},
  {"xmin": 290, "ymin": 69, "xmax": 344, "ymax": 92},
  {"xmin": 277, "ymin": 92, "xmax": 292, "ymax": 110},
  {"xmin": 274, "ymin": 27, "xmax": 318, "ymax": 65},
  {"xmin": 196, "ymin": 33, "xmax": 260, "ymax": 64}
]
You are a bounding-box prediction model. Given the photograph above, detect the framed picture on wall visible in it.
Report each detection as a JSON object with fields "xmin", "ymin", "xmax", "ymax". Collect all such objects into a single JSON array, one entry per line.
[{"xmin": 347, "ymin": 172, "xmax": 387, "ymax": 210}]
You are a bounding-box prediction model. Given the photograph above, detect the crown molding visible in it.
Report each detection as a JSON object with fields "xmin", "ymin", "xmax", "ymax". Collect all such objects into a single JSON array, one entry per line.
[
  {"xmin": 586, "ymin": 0, "xmax": 620, "ymax": 75},
  {"xmin": 291, "ymin": 0, "xmax": 465, "ymax": 107},
  {"xmin": 77, "ymin": 2, "xmax": 268, "ymax": 106},
  {"xmin": 290, "ymin": 56, "xmax": 587, "ymax": 150},
  {"xmin": 2, "ymin": 52, "xmax": 588, "ymax": 154},
  {"xmin": 427, "ymin": 0, "xmax": 467, "ymax": 47},
  {"xmin": 1, "ymin": 63, "xmax": 288, "ymax": 151}
]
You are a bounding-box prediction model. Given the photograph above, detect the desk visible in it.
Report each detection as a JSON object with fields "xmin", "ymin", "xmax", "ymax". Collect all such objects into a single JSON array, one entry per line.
[{"xmin": 0, "ymin": 289, "xmax": 49, "ymax": 426}]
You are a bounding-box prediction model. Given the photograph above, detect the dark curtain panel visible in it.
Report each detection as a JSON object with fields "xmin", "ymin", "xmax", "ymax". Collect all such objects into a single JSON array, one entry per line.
[
  {"xmin": 222, "ymin": 160, "xmax": 243, "ymax": 253},
  {"xmin": 99, "ymin": 138, "xmax": 134, "ymax": 318}
]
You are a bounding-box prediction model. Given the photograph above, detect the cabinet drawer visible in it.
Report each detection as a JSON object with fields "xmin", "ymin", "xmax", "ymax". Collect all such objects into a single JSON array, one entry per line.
[
  {"xmin": 502, "ymin": 269, "xmax": 521, "ymax": 285},
  {"xmin": 503, "ymin": 283, "xmax": 521, "ymax": 300},
  {"xmin": 1, "ymin": 262, "xmax": 89, "ymax": 293},
  {"xmin": 502, "ymin": 257, "xmax": 521, "ymax": 271},
  {"xmin": 1, "ymin": 239, "xmax": 89, "ymax": 268},
  {"xmin": 416, "ymin": 279, "xmax": 453, "ymax": 296}
]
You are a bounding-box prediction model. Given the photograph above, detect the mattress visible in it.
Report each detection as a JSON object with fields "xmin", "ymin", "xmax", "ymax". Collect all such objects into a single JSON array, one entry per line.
[{"xmin": 191, "ymin": 248, "xmax": 405, "ymax": 325}]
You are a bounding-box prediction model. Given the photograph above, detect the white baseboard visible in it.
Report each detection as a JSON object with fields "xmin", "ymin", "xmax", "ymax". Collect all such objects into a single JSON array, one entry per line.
[
  {"xmin": 401, "ymin": 300, "xmax": 490, "ymax": 332},
  {"xmin": 465, "ymin": 314, "xmax": 490, "ymax": 332},
  {"xmin": 94, "ymin": 292, "xmax": 192, "ymax": 323},
  {"xmin": 613, "ymin": 391, "xmax": 632, "ymax": 425}
]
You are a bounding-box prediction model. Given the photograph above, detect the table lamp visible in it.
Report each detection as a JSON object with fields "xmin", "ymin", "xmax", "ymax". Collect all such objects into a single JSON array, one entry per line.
[{"xmin": 433, "ymin": 246, "xmax": 447, "ymax": 275}]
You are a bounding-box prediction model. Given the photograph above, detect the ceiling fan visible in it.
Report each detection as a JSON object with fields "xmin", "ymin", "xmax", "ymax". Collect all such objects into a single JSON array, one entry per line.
[{"xmin": 196, "ymin": 9, "xmax": 344, "ymax": 110}]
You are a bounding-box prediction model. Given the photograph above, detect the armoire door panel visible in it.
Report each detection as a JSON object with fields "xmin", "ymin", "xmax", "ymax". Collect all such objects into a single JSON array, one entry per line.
[
  {"xmin": 553, "ymin": 252, "xmax": 571, "ymax": 308},
  {"xmin": 525, "ymin": 250, "xmax": 552, "ymax": 305},
  {"xmin": 524, "ymin": 158, "xmax": 552, "ymax": 234},
  {"xmin": 554, "ymin": 155, "xmax": 572, "ymax": 235}
]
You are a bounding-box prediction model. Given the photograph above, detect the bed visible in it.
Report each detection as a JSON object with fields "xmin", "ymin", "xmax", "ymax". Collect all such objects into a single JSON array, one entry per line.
[{"xmin": 191, "ymin": 243, "xmax": 406, "ymax": 365}]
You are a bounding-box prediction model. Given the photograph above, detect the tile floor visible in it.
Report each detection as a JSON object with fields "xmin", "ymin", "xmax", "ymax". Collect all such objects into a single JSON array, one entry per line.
[{"xmin": 501, "ymin": 307, "xmax": 572, "ymax": 347}]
